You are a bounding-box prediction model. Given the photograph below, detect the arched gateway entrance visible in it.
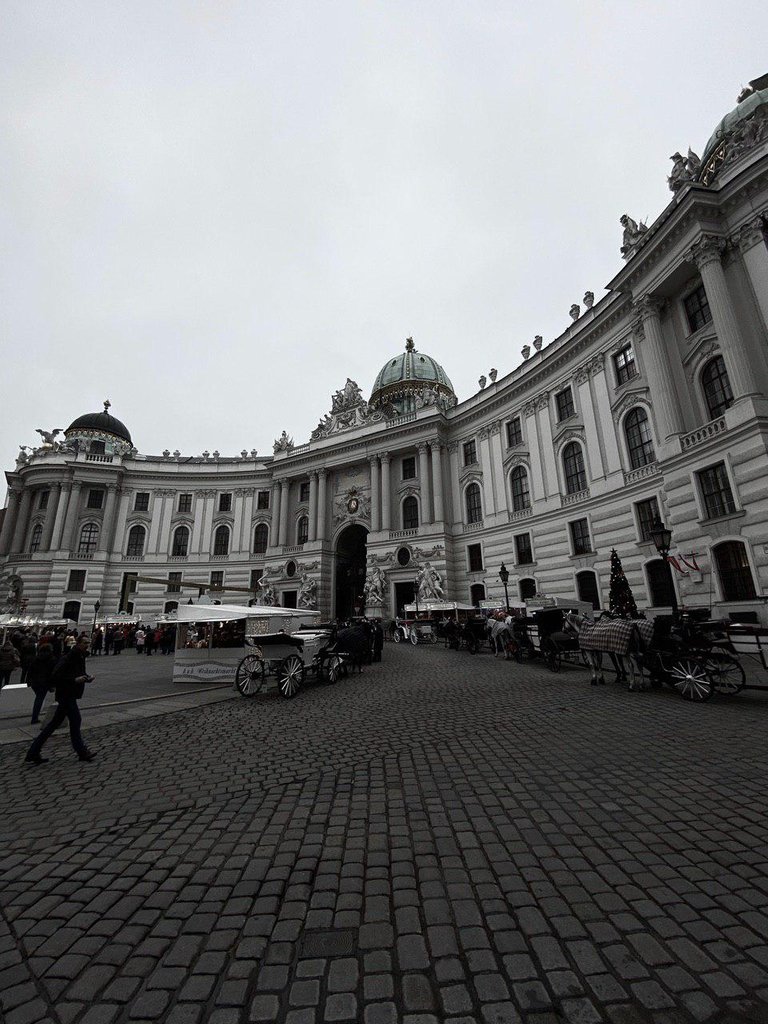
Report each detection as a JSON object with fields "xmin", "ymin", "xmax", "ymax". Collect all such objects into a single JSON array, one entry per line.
[{"xmin": 335, "ymin": 524, "xmax": 368, "ymax": 620}]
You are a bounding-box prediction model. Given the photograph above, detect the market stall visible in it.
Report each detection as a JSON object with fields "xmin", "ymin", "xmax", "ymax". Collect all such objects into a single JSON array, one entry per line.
[{"xmin": 173, "ymin": 603, "xmax": 321, "ymax": 683}]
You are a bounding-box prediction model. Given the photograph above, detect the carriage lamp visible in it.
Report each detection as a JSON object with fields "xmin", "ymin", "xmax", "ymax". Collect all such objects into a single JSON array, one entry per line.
[
  {"xmin": 499, "ymin": 563, "xmax": 510, "ymax": 611},
  {"xmin": 650, "ymin": 517, "xmax": 678, "ymax": 616}
]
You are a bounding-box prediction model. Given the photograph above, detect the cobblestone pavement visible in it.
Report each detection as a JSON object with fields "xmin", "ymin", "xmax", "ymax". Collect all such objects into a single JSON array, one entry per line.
[{"xmin": 2, "ymin": 643, "xmax": 768, "ymax": 1024}]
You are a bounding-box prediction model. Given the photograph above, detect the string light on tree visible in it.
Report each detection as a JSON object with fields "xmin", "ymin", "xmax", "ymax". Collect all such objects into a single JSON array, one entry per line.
[{"xmin": 608, "ymin": 548, "xmax": 638, "ymax": 619}]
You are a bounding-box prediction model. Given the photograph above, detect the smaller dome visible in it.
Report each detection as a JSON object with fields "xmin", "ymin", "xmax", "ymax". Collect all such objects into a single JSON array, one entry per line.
[
  {"xmin": 66, "ymin": 400, "xmax": 132, "ymax": 444},
  {"xmin": 370, "ymin": 338, "xmax": 455, "ymax": 413}
]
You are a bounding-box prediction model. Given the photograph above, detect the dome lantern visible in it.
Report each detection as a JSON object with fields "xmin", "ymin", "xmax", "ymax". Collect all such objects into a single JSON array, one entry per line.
[
  {"xmin": 65, "ymin": 399, "xmax": 134, "ymax": 455},
  {"xmin": 370, "ymin": 338, "xmax": 456, "ymax": 415}
]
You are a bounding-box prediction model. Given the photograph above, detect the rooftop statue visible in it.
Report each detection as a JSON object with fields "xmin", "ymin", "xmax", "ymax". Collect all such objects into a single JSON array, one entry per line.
[
  {"xmin": 668, "ymin": 149, "xmax": 702, "ymax": 192},
  {"xmin": 620, "ymin": 214, "xmax": 648, "ymax": 259},
  {"xmin": 273, "ymin": 431, "xmax": 294, "ymax": 454},
  {"xmin": 36, "ymin": 428, "xmax": 62, "ymax": 446}
]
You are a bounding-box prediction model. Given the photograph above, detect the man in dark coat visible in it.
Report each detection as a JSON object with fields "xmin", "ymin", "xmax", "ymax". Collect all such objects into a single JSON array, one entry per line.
[{"xmin": 24, "ymin": 637, "xmax": 96, "ymax": 765}]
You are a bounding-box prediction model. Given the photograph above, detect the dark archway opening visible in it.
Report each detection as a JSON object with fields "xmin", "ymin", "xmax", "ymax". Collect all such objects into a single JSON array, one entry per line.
[{"xmin": 335, "ymin": 524, "xmax": 368, "ymax": 620}]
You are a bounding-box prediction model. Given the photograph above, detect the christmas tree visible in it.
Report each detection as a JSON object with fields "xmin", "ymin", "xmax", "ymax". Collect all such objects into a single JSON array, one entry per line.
[{"xmin": 608, "ymin": 548, "xmax": 638, "ymax": 618}]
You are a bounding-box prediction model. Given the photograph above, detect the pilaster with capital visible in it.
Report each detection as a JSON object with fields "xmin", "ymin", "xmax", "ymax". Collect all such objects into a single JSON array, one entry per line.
[
  {"xmin": 448, "ymin": 444, "xmax": 461, "ymax": 524},
  {"xmin": 0, "ymin": 488, "xmax": 21, "ymax": 555},
  {"xmin": 691, "ymin": 235, "xmax": 761, "ymax": 401},
  {"xmin": 9, "ymin": 486, "xmax": 33, "ymax": 554},
  {"xmin": 522, "ymin": 405, "xmax": 545, "ymax": 502},
  {"xmin": 368, "ymin": 459, "xmax": 380, "ymax": 532},
  {"xmin": 430, "ymin": 442, "xmax": 445, "ymax": 523},
  {"xmin": 97, "ymin": 485, "xmax": 120, "ymax": 554},
  {"xmin": 380, "ymin": 454, "xmax": 391, "ymax": 532},
  {"xmin": 576, "ymin": 373, "xmax": 604, "ymax": 479},
  {"xmin": 40, "ymin": 483, "xmax": 62, "ymax": 552},
  {"xmin": 317, "ymin": 470, "xmax": 328, "ymax": 542},
  {"xmin": 270, "ymin": 480, "xmax": 281, "ymax": 548},
  {"xmin": 633, "ymin": 296, "xmax": 683, "ymax": 439},
  {"xmin": 418, "ymin": 442, "xmax": 432, "ymax": 524},
  {"xmin": 278, "ymin": 479, "xmax": 290, "ymax": 548},
  {"xmin": 60, "ymin": 480, "xmax": 83, "ymax": 552},
  {"xmin": 308, "ymin": 472, "xmax": 318, "ymax": 542},
  {"xmin": 477, "ymin": 431, "xmax": 496, "ymax": 516},
  {"xmin": 49, "ymin": 484, "xmax": 71, "ymax": 552},
  {"xmin": 590, "ymin": 362, "xmax": 622, "ymax": 475},
  {"xmin": 535, "ymin": 396, "xmax": 557, "ymax": 498},
  {"xmin": 735, "ymin": 216, "xmax": 768, "ymax": 339}
]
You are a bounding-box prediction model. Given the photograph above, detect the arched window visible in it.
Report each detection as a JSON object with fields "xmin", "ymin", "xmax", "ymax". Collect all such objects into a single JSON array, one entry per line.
[
  {"xmin": 702, "ymin": 356, "xmax": 734, "ymax": 420},
  {"xmin": 714, "ymin": 541, "xmax": 757, "ymax": 601},
  {"xmin": 466, "ymin": 483, "xmax": 482, "ymax": 524},
  {"xmin": 172, "ymin": 525, "xmax": 189, "ymax": 557},
  {"xmin": 297, "ymin": 516, "xmax": 309, "ymax": 544},
  {"xmin": 213, "ymin": 525, "xmax": 230, "ymax": 556},
  {"xmin": 402, "ymin": 496, "xmax": 419, "ymax": 530},
  {"xmin": 510, "ymin": 467, "xmax": 531, "ymax": 511},
  {"xmin": 519, "ymin": 578, "xmax": 537, "ymax": 601},
  {"xmin": 253, "ymin": 523, "xmax": 269, "ymax": 554},
  {"xmin": 625, "ymin": 408, "xmax": 655, "ymax": 469},
  {"xmin": 62, "ymin": 600, "xmax": 81, "ymax": 623},
  {"xmin": 576, "ymin": 570, "xmax": 600, "ymax": 610},
  {"xmin": 562, "ymin": 442, "xmax": 587, "ymax": 494},
  {"xmin": 470, "ymin": 583, "xmax": 486, "ymax": 606},
  {"xmin": 79, "ymin": 523, "xmax": 99, "ymax": 555},
  {"xmin": 646, "ymin": 559, "xmax": 675, "ymax": 607},
  {"xmin": 126, "ymin": 524, "xmax": 145, "ymax": 557},
  {"xmin": 29, "ymin": 523, "xmax": 43, "ymax": 553}
]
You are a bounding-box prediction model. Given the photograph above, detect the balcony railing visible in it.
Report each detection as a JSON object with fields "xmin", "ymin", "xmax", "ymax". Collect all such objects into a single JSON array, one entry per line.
[
  {"xmin": 624, "ymin": 462, "xmax": 660, "ymax": 485},
  {"xmin": 561, "ymin": 489, "xmax": 590, "ymax": 507},
  {"xmin": 69, "ymin": 552, "xmax": 95, "ymax": 560},
  {"xmin": 85, "ymin": 454, "xmax": 114, "ymax": 463},
  {"xmin": 389, "ymin": 528, "xmax": 418, "ymax": 540},
  {"xmin": 282, "ymin": 544, "xmax": 304, "ymax": 554},
  {"xmin": 461, "ymin": 521, "xmax": 484, "ymax": 533},
  {"xmin": 122, "ymin": 554, "xmax": 145, "ymax": 561},
  {"xmin": 508, "ymin": 507, "xmax": 532, "ymax": 522},
  {"xmin": 169, "ymin": 554, "xmax": 189, "ymax": 561},
  {"xmin": 681, "ymin": 417, "xmax": 726, "ymax": 451}
]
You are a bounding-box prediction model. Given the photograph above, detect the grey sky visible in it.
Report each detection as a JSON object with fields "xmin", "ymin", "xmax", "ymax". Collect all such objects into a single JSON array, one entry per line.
[{"xmin": 1, "ymin": 1, "xmax": 766, "ymax": 473}]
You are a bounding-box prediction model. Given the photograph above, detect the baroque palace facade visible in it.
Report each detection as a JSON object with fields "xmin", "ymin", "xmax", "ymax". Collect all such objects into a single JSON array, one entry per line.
[{"xmin": 2, "ymin": 75, "xmax": 768, "ymax": 625}]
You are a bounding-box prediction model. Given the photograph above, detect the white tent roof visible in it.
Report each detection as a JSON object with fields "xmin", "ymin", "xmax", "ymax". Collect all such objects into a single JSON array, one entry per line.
[
  {"xmin": 176, "ymin": 604, "xmax": 320, "ymax": 624},
  {"xmin": 404, "ymin": 601, "xmax": 476, "ymax": 613}
]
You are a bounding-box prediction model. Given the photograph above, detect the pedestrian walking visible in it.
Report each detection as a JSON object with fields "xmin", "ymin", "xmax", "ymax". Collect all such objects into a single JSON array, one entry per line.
[
  {"xmin": 0, "ymin": 639, "xmax": 21, "ymax": 691},
  {"xmin": 135, "ymin": 627, "xmax": 146, "ymax": 654},
  {"xmin": 24, "ymin": 636, "xmax": 96, "ymax": 765},
  {"xmin": 372, "ymin": 621, "xmax": 384, "ymax": 662},
  {"xmin": 144, "ymin": 628, "xmax": 156, "ymax": 656},
  {"xmin": 91, "ymin": 627, "xmax": 103, "ymax": 656},
  {"xmin": 18, "ymin": 633, "xmax": 37, "ymax": 686},
  {"xmin": 27, "ymin": 642, "xmax": 56, "ymax": 724}
]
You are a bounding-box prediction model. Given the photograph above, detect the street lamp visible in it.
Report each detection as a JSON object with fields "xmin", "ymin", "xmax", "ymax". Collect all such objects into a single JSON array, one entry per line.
[
  {"xmin": 650, "ymin": 516, "xmax": 678, "ymax": 617},
  {"xmin": 92, "ymin": 599, "xmax": 100, "ymax": 633},
  {"xmin": 414, "ymin": 574, "xmax": 420, "ymax": 617},
  {"xmin": 499, "ymin": 563, "xmax": 510, "ymax": 611}
]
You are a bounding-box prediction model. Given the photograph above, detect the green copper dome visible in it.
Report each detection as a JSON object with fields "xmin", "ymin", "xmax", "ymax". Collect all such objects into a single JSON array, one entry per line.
[
  {"xmin": 370, "ymin": 338, "xmax": 455, "ymax": 413},
  {"xmin": 701, "ymin": 79, "xmax": 768, "ymax": 164}
]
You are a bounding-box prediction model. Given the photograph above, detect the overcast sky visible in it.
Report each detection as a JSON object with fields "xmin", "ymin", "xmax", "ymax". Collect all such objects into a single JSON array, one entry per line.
[{"xmin": 1, "ymin": 1, "xmax": 766, "ymax": 473}]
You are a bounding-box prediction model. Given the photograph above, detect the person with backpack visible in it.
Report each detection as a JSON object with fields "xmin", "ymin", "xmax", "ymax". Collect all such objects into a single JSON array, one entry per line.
[{"xmin": 24, "ymin": 636, "xmax": 96, "ymax": 765}]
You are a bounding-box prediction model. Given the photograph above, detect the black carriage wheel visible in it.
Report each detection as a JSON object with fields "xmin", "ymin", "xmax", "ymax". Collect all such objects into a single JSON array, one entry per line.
[
  {"xmin": 393, "ymin": 630, "xmax": 401, "ymax": 644},
  {"xmin": 542, "ymin": 639, "xmax": 560, "ymax": 673},
  {"xmin": 409, "ymin": 629, "xmax": 418, "ymax": 646},
  {"xmin": 279, "ymin": 655, "xmax": 304, "ymax": 699},
  {"xmin": 235, "ymin": 653, "xmax": 266, "ymax": 697},
  {"xmin": 705, "ymin": 652, "xmax": 746, "ymax": 696},
  {"xmin": 327, "ymin": 654, "xmax": 343, "ymax": 685},
  {"xmin": 669, "ymin": 658, "xmax": 713, "ymax": 702}
]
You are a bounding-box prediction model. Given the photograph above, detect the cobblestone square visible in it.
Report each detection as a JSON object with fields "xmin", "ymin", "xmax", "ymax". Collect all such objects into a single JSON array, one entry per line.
[{"xmin": 2, "ymin": 643, "xmax": 768, "ymax": 1023}]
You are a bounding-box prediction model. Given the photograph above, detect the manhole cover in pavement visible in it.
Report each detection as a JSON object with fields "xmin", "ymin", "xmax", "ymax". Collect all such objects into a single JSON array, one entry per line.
[{"xmin": 299, "ymin": 929, "xmax": 358, "ymax": 958}]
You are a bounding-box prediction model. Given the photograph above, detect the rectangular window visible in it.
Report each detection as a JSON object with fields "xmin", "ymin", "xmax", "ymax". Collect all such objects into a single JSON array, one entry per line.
[
  {"xmin": 698, "ymin": 463, "xmax": 737, "ymax": 519},
  {"xmin": 555, "ymin": 388, "xmax": 575, "ymax": 421},
  {"xmin": 570, "ymin": 518, "xmax": 592, "ymax": 555},
  {"xmin": 167, "ymin": 571, "xmax": 182, "ymax": 594},
  {"xmin": 67, "ymin": 569, "xmax": 86, "ymax": 592},
  {"xmin": 684, "ymin": 283, "xmax": 712, "ymax": 333},
  {"xmin": 218, "ymin": 493, "xmax": 232, "ymax": 512},
  {"xmin": 299, "ymin": 481, "xmax": 310, "ymax": 503},
  {"xmin": 39, "ymin": 490, "xmax": 50, "ymax": 510},
  {"xmin": 134, "ymin": 492, "xmax": 150, "ymax": 512},
  {"xmin": 515, "ymin": 533, "xmax": 533, "ymax": 565},
  {"xmin": 87, "ymin": 489, "xmax": 104, "ymax": 510},
  {"xmin": 402, "ymin": 456, "xmax": 416, "ymax": 479},
  {"xmin": 636, "ymin": 496, "xmax": 660, "ymax": 541},
  {"xmin": 210, "ymin": 570, "xmax": 224, "ymax": 588},
  {"xmin": 613, "ymin": 343, "xmax": 637, "ymax": 386},
  {"xmin": 178, "ymin": 493, "xmax": 192, "ymax": 513},
  {"xmin": 468, "ymin": 543, "xmax": 483, "ymax": 572},
  {"xmin": 257, "ymin": 491, "xmax": 270, "ymax": 510},
  {"xmin": 506, "ymin": 418, "xmax": 523, "ymax": 448},
  {"xmin": 250, "ymin": 569, "xmax": 263, "ymax": 591},
  {"xmin": 463, "ymin": 440, "xmax": 478, "ymax": 466}
]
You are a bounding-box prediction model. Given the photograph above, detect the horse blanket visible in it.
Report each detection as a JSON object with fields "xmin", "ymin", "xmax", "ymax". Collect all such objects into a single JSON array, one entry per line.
[{"xmin": 579, "ymin": 618, "xmax": 653, "ymax": 655}]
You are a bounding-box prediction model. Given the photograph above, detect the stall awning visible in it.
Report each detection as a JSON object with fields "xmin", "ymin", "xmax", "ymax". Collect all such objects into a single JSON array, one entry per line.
[
  {"xmin": 404, "ymin": 601, "xmax": 476, "ymax": 613},
  {"xmin": 175, "ymin": 604, "xmax": 320, "ymax": 624}
]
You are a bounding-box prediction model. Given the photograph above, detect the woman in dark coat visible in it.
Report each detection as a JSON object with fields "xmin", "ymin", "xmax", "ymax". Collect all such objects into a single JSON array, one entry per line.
[{"xmin": 27, "ymin": 642, "xmax": 56, "ymax": 724}]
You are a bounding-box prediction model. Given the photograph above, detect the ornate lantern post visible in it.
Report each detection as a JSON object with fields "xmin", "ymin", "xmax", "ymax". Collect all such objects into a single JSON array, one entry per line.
[
  {"xmin": 650, "ymin": 517, "xmax": 678, "ymax": 618},
  {"xmin": 499, "ymin": 563, "xmax": 510, "ymax": 611}
]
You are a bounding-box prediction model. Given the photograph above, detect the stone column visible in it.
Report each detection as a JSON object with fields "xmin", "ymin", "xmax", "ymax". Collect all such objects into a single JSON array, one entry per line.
[
  {"xmin": 0, "ymin": 488, "xmax": 21, "ymax": 555},
  {"xmin": 535, "ymin": 394, "xmax": 558, "ymax": 497},
  {"xmin": 737, "ymin": 217, "xmax": 768, "ymax": 335},
  {"xmin": 97, "ymin": 485, "xmax": 119, "ymax": 554},
  {"xmin": 317, "ymin": 470, "xmax": 328, "ymax": 542},
  {"xmin": 430, "ymin": 442, "xmax": 444, "ymax": 523},
  {"xmin": 270, "ymin": 481, "xmax": 281, "ymax": 548},
  {"xmin": 692, "ymin": 234, "xmax": 761, "ymax": 400},
  {"xmin": 9, "ymin": 487, "xmax": 33, "ymax": 553},
  {"xmin": 576, "ymin": 364, "xmax": 604, "ymax": 479},
  {"xmin": 589, "ymin": 358, "xmax": 623, "ymax": 474},
  {"xmin": 488, "ymin": 423, "xmax": 504, "ymax": 511},
  {"xmin": 418, "ymin": 442, "xmax": 431, "ymax": 524},
  {"xmin": 634, "ymin": 298, "xmax": 683, "ymax": 439},
  {"xmin": 309, "ymin": 473, "xmax": 318, "ymax": 542},
  {"xmin": 191, "ymin": 492, "xmax": 206, "ymax": 554},
  {"xmin": 40, "ymin": 483, "xmax": 62, "ymax": 551},
  {"xmin": 478, "ymin": 429, "xmax": 496, "ymax": 515},
  {"xmin": 60, "ymin": 481, "xmax": 83, "ymax": 552},
  {"xmin": 369, "ymin": 459, "xmax": 380, "ymax": 533},
  {"xmin": 448, "ymin": 443, "xmax": 461, "ymax": 522},
  {"xmin": 278, "ymin": 479, "xmax": 290, "ymax": 547},
  {"xmin": 523, "ymin": 403, "xmax": 545, "ymax": 501},
  {"xmin": 49, "ymin": 483, "xmax": 71, "ymax": 551},
  {"xmin": 380, "ymin": 454, "xmax": 391, "ymax": 531},
  {"xmin": 241, "ymin": 489, "xmax": 254, "ymax": 552}
]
